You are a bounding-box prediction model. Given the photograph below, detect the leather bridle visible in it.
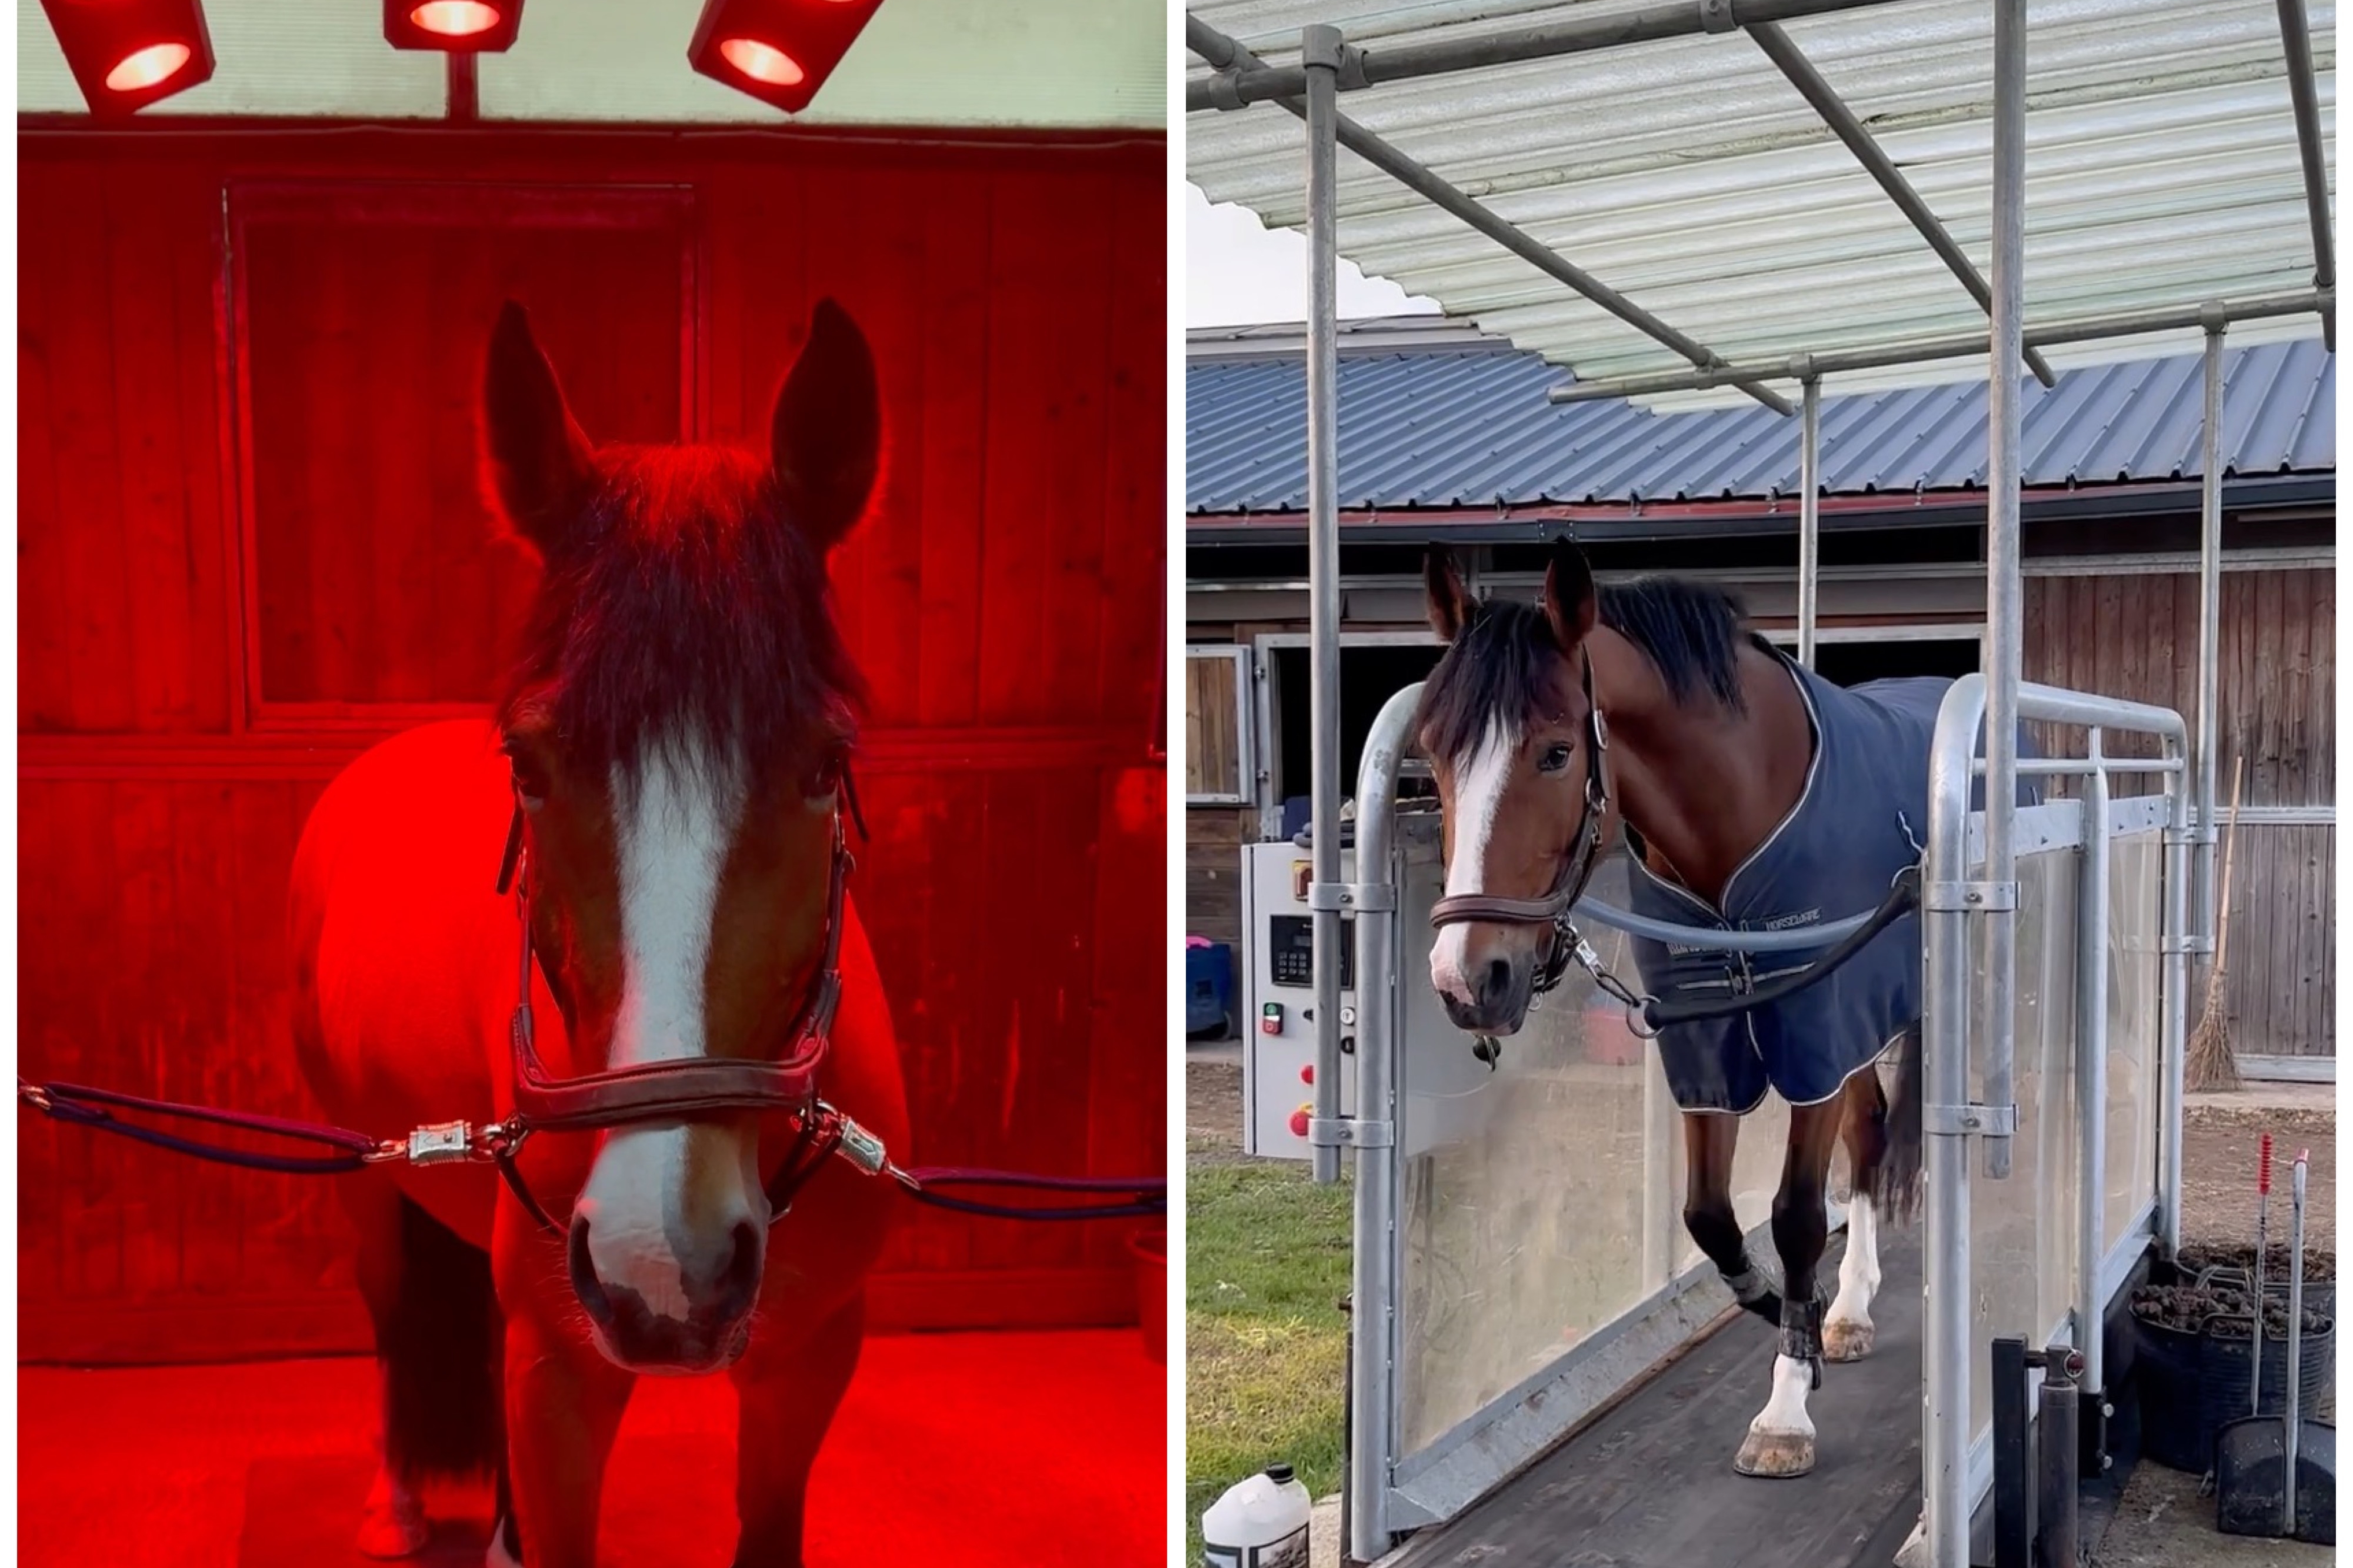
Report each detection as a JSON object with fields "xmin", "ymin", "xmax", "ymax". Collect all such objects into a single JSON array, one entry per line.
[
  {"xmin": 1427, "ymin": 651, "xmax": 1613, "ymax": 1004},
  {"xmin": 483, "ymin": 761, "xmax": 870, "ymax": 1236}
]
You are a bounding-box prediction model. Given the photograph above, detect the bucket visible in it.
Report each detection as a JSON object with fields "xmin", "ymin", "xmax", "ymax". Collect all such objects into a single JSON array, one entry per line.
[
  {"xmin": 1202, "ymin": 1463, "xmax": 1312, "ymax": 1568},
  {"xmin": 1131, "ymin": 1229, "xmax": 1166, "ymax": 1364},
  {"xmin": 1186, "ymin": 941, "xmax": 1234, "ymax": 1037},
  {"xmin": 2134, "ymin": 1310, "xmax": 2206, "ymax": 1471},
  {"xmin": 2198, "ymin": 1313, "xmax": 2335, "ymax": 1470}
]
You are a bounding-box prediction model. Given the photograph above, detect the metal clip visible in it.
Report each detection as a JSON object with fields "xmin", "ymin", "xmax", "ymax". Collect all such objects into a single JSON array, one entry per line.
[
  {"xmin": 829, "ymin": 1108, "xmax": 890, "ymax": 1176},
  {"xmin": 406, "ymin": 1120, "xmax": 477, "ymax": 1165},
  {"xmin": 1922, "ymin": 1102, "xmax": 2021, "ymax": 1137},
  {"xmin": 1310, "ymin": 1115, "xmax": 1392, "ymax": 1149},
  {"xmin": 1923, "ymin": 879, "xmax": 2018, "ymax": 912}
]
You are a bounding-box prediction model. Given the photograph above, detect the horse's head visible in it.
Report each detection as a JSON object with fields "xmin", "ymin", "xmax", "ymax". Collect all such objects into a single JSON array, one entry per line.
[
  {"xmin": 481, "ymin": 298, "xmax": 879, "ymax": 1373},
  {"xmin": 1417, "ymin": 539, "xmax": 1612, "ymax": 1037}
]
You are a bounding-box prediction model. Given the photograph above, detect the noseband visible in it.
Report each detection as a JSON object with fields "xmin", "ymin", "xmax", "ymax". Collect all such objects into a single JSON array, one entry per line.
[
  {"xmin": 1427, "ymin": 650, "xmax": 1612, "ymax": 1001},
  {"xmin": 485, "ymin": 764, "xmax": 870, "ymax": 1235}
]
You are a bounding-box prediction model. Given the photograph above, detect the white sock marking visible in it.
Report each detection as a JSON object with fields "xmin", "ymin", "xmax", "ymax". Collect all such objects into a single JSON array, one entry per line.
[
  {"xmin": 1828, "ymin": 1193, "xmax": 1880, "ymax": 1335},
  {"xmin": 1431, "ymin": 717, "xmax": 1519, "ymax": 1004},
  {"xmin": 578, "ymin": 739, "xmax": 742, "ymax": 1324},
  {"xmin": 1751, "ymin": 1351, "xmax": 1817, "ymax": 1439}
]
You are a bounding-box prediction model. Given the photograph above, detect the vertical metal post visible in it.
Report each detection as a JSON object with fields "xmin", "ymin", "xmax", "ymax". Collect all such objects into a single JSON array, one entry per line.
[
  {"xmin": 1991, "ymin": 1336, "xmax": 2030, "ymax": 1568},
  {"xmin": 2161, "ymin": 763, "xmax": 2191, "ymax": 1256},
  {"xmin": 2035, "ymin": 1356, "xmax": 2081, "ymax": 1568},
  {"xmin": 1924, "ymin": 675, "xmax": 1986, "ymax": 1568},
  {"xmin": 1348, "ymin": 683, "xmax": 1417, "ymax": 1567},
  {"xmin": 1304, "ymin": 22, "xmax": 1345, "ymax": 1192},
  {"xmin": 1797, "ymin": 371, "xmax": 1822, "ymax": 667},
  {"xmin": 2075, "ymin": 737, "xmax": 2110, "ymax": 1418},
  {"xmin": 2195, "ymin": 321, "xmax": 2225, "ymax": 950},
  {"xmin": 1979, "ymin": 0, "xmax": 2027, "ymax": 1183}
]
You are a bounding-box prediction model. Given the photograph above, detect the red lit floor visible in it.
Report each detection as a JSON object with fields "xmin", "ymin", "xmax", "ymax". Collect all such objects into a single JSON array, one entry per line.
[{"xmin": 19, "ymin": 1329, "xmax": 1164, "ymax": 1567}]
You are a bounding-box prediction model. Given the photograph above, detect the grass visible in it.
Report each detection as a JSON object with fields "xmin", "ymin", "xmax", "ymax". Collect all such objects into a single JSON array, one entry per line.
[{"xmin": 1185, "ymin": 1159, "xmax": 1354, "ymax": 1560}]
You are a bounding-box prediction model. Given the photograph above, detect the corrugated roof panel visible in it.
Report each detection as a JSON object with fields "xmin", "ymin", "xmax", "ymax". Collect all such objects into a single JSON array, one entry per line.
[
  {"xmin": 1189, "ymin": 0, "xmax": 2334, "ymax": 407},
  {"xmin": 1184, "ymin": 323, "xmax": 2335, "ymax": 511}
]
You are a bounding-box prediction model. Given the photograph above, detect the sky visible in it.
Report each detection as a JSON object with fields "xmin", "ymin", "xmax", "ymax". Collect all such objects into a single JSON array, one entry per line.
[{"xmin": 1185, "ymin": 183, "xmax": 1439, "ymax": 328}]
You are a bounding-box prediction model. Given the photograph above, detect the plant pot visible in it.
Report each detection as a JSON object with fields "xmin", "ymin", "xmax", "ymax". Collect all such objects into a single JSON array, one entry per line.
[
  {"xmin": 2133, "ymin": 1309, "xmax": 2208, "ymax": 1471},
  {"xmin": 2197, "ymin": 1312, "xmax": 2334, "ymax": 1470},
  {"xmin": 1131, "ymin": 1229, "xmax": 1166, "ymax": 1365}
]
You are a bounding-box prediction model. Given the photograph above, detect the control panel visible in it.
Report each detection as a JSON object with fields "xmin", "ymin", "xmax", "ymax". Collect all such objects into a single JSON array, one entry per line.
[{"xmin": 1238, "ymin": 817, "xmax": 1498, "ymax": 1160}]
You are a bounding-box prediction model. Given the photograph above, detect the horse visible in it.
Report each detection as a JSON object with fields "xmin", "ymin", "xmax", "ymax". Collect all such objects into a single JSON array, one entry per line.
[
  {"xmin": 289, "ymin": 296, "xmax": 909, "ymax": 1568},
  {"xmin": 1415, "ymin": 535, "xmax": 2007, "ymax": 1482}
]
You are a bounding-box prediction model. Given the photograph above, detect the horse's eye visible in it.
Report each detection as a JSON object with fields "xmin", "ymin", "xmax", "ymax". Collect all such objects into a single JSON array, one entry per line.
[
  {"xmin": 1538, "ymin": 743, "xmax": 1574, "ymax": 775},
  {"xmin": 502, "ymin": 740, "xmax": 551, "ymax": 808},
  {"xmin": 801, "ymin": 751, "xmax": 842, "ymax": 800}
]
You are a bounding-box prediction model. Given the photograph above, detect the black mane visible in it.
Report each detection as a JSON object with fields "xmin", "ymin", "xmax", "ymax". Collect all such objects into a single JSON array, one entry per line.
[
  {"xmin": 1417, "ymin": 575, "xmax": 1755, "ymax": 763},
  {"xmin": 498, "ymin": 444, "xmax": 864, "ymax": 786}
]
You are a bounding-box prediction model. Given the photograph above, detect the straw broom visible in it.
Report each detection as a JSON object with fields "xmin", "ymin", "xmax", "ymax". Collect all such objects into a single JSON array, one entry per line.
[{"xmin": 2187, "ymin": 756, "xmax": 2245, "ymax": 1092}]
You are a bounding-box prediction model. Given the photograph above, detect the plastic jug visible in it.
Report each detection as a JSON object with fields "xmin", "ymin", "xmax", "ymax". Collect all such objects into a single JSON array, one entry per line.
[{"xmin": 1202, "ymin": 1463, "xmax": 1312, "ymax": 1567}]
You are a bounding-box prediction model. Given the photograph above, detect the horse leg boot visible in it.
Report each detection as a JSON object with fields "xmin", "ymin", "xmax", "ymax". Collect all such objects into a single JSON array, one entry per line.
[
  {"xmin": 1681, "ymin": 1113, "xmax": 1783, "ymax": 1329},
  {"xmin": 729, "ymin": 1293, "xmax": 868, "ymax": 1568},
  {"xmin": 496, "ymin": 1303, "xmax": 635, "ymax": 1568},
  {"xmin": 1736, "ymin": 1104, "xmax": 1839, "ymax": 1479}
]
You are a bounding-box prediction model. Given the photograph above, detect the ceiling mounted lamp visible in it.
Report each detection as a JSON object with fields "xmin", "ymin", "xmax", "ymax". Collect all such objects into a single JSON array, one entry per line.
[
  {"xmin": 38, "ymin": 0, "xmax": 217, "ymax": 116},
  {"xmin": 689, "ymin": 0, "xmax": 886, "ymax": 116},
  {"xmin": 385, "ymin": 0, "xmax": 524, "ymax": 53}
]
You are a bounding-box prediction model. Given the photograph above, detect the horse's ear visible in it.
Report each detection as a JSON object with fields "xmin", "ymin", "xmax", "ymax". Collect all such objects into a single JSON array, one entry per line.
[
  {"xmin": 1542, "ymin": 535, "xmax": 1598, "ymax": 650},
  {"xmin": 481, "ymin": 301, "xmax": 597, "ymax": 556},
  {"xmin": 772, "ymin": 298, "xmax": 881, "ymax": 553},
  {"xmin": 1424, "ymin": 545, "xmax": 1477, "ymax": 643}
]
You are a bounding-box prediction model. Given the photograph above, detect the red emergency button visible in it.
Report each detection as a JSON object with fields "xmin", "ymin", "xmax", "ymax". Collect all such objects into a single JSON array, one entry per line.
[
  {"xmin": 1299, "ymin": 1063, "xmax": 1314, "ymax": 1085},
  {"xmin": 1289, "ymin": 1104, "xmax": 1312, "ymax": 1138}
]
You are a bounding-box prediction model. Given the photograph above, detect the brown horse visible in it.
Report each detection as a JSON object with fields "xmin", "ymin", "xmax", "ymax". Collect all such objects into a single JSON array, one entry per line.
[
  {"xmin": 1417, "ymin": 538, "xmax": 1929, "ymax": 1481},
  {"xmin": 289, "ymin": 299, "xmax": 908, "ymax": 1567}
]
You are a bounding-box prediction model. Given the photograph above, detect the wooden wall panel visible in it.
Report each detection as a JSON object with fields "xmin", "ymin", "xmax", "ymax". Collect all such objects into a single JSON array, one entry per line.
[
  {"xmin": 2025, "ymin": 568, "xmax": 2334, "ymax": 1059},
  {"xmin": 17, "ymin": 131, "xmax": 1165, "ymax": 1362},
  {"xmin": 1185, "ymin": 809, "xmax": 1251, "ymax": 952}
]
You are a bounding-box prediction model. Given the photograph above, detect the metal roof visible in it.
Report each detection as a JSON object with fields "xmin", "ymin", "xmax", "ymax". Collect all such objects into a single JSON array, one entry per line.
[
  {"xmin": 1187, "ymin": 0, "xmax": 2336, "ymax": 408},
  {"xmin": 1186, "ymin": 317, "xmax": 2335, "ymax": 511}
]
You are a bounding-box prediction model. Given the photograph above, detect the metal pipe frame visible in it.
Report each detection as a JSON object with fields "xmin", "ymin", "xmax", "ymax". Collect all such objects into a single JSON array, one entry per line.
[
  {"xmin": 1187, "ymin": 0, "xmax": 1915, "ymax": 111},
  {"xmin": 1922, "ymin": 674, "xmax": 2188, "ymax": 1568},
  {"xmin": 1347, "ymin": 681, "xmax": 1420, "ymax": 1563},
  {"xmin": 1545, "ymin": 289, "xmax": 2331, "ymax": 403},
  {"xmin": 1305, "ymin": 24, "xmax": 1347, "ymax": 1190},
  {"xmin": 1184, "ymin": 15, "xmax": 1792, "ymax": 416},
  {"xmin": 1747, "ymin": 22, "xmax": 2056, "ymax": 388},
  {"xmin": 2272, "ymin": 0, "xmax": 2338, "ymax": 350},
  {"xmin": 1980, "ymin": 0, "xmax": 2026, "ymax": 1186},
  {"xmin": 2195, "ymin": 323, "xmax": 2225, "ymax": 955},
  {"xmin": 2074, "ymin": 734, "xmax": 2110, "ymax": 1412},
  {"xmin": 1797, "ymin": 373, "xmax": 1821, "ymax": 665}
]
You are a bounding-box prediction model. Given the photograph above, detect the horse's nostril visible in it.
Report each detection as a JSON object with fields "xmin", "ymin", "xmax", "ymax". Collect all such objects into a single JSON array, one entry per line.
[
  {"xmin": 1483, "ymin": 956, "xmax": 1514, "ymax": 1003},
  {"xmin": 568, "ymin": 1217, "xmax": 615, "ymax": 1326},
  {"xmin": 715, "ymin": 1219, "xmax": 762, "ymax": 1318}
]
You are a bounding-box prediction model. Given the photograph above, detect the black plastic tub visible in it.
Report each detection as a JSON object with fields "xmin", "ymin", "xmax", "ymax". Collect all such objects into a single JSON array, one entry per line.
[
  {"xmin": 2135, "ymin": 1310, "xmax": 2207, "ymax": 1471},
  {"xmin": 2195, "ymin": 1312, "xmax": 2335, "ymax": 1473}
]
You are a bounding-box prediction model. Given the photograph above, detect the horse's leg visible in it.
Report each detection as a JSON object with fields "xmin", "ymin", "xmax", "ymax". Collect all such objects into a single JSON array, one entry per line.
[
  {"xmin": 728, "ymin": 1292, "xmax": 868, "ymax": 1568},
  {"xmin": 1734, "ymin": 1099, "xmax": 1845, "ymax": 1479},
  {"xmin": 1824, "ymin": 1070, "xmax": 1889, "ymax": 1362},
  {"xmin": 1681, "ymin": 1112, "xmax": 1782, "ymax": 1329},
  {"xmin": 346, "ymin": 1175, "xmax": 431, "ymax": 1559},
  {"xmin": 494, "ymin": 1222, "xmax": 635, "ymax": 1568}
]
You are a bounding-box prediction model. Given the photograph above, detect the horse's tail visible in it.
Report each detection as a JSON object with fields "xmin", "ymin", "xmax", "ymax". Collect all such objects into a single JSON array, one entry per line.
[
  {"xmin": 378, "ymin": 1195, "xmax": 505, "ymax": 1480},
  {"xmin": 1867, "ymin": 1023, "xmax": 1925, "ymax": 1225}
]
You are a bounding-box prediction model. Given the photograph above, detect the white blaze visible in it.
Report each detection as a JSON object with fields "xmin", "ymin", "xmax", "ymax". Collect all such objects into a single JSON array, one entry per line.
[
  {"xmin": 1429, "ymin": 717, "xmax": 1519, "ymax": 1006},
  {"xmin": 576, "ymin": 738, "xmax": 748, "ymax": 1325}
]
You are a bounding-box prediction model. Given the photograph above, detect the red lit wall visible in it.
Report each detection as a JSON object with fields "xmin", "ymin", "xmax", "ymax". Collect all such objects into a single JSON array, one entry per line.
[{"xmin": 17, "ymin": 126, "xmax": 1166, "ymax": 1362}]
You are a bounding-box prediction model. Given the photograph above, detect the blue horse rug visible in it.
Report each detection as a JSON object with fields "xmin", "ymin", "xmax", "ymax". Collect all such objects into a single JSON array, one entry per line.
[{"xmin": 1624, "ymin": 657, "xmax": 2037, "ymax": 1113}]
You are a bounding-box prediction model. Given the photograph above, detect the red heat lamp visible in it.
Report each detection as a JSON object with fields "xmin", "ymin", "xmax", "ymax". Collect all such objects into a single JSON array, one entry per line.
[
  {"xmin": 689, "ymin": 0, "xmax": 885, "ymax": 116},
  {"xmin": 385, "ymin": 0, "xmax": 524, "ymax": 53},
  {"xmin": 38, "ymin": 0, "xmax": 216, "ymax": 116}
]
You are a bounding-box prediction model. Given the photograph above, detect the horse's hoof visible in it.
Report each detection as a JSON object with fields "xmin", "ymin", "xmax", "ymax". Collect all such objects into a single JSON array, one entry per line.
[
  {"xmin": 1824, "ymin": 1316, "xmax": 1874, "ymax": 1361},
  {"xmin": 485, "ymin": 1514, "xmax": 523, "ymax": 1568},
  {"xmin": 355, "ymin": 1506, "xmax": 430, "ymax": 1559},
  {"xmin": 1734, "ymin": 1426, "xmax": 1815, "ymax": 1478}
]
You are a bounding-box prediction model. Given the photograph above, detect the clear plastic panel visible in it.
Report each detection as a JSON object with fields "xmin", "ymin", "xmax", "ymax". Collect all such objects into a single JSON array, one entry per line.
[
  {"xmin": 1398, "ymin": 858, "xmax": 1669, "ymax": 1457},
  {"xmin": 1968, "ymin": 848, "xmax": 2081, "ymax": 1439},
  {"xmin": 2104, "ymin": 829, "xmax": 2165, "ymax": 1252}
]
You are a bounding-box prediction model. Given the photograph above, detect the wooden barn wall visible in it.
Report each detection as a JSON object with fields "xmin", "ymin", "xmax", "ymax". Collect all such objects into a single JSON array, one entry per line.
[
  {"xmin": 18, "ymin": 131, "xmax": 1165, "ymax": 1363},
  {"xmin": 2024, "ymin": 568, "xmax": 2334, "ymax": 1059}
]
